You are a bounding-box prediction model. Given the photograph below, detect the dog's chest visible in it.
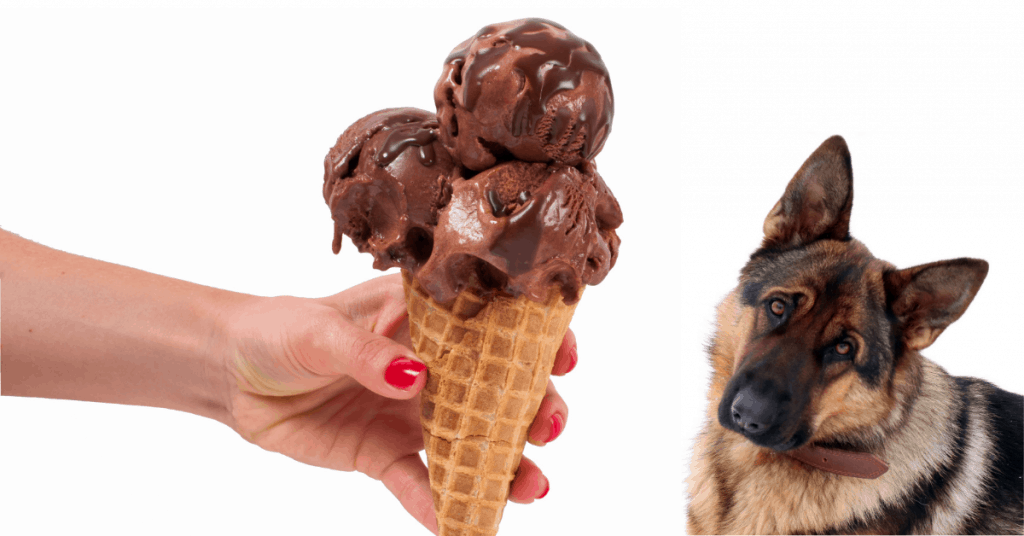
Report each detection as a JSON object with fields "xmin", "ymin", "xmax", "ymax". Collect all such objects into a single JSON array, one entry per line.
[{"xmin": 715, "ymin": 446, "xmax": 885, "ymax": 534}]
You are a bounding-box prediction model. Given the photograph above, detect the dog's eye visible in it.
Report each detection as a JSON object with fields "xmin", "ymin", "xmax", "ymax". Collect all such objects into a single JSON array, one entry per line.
[
  {"xmin": 769, "ymin": 299, "xmax": 786, "ymax": 317},
  {"xmin": 825, "ymin": 340, "xmax": 856, "ymax": 364}
]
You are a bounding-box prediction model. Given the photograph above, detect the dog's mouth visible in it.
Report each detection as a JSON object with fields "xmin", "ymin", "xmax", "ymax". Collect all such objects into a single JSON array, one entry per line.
[
  {"xmin": 728, "ymin": 420, "xmax": 812, "ymax": 452},
  {"xmin": 763, "ymin": 432, "xmax": 808, "ymax": 452}
]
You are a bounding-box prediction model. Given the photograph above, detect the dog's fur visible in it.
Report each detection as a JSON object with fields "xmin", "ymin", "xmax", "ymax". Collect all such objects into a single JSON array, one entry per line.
[{"xmin": 686, "ymin": 136, "xmax": 1023, "ymax": 534}]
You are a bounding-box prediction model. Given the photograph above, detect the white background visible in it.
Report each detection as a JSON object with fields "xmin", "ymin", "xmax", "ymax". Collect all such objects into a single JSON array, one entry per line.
[{"xmin": 0, "ymin": 2, "xmax": 1020, "ymax": 535}]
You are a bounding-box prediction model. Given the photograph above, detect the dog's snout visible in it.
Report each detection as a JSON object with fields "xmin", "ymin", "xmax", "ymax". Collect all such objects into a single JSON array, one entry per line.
[{"xmin": 730, "ymin": 386, "xmax": 776, "ymax": 435}]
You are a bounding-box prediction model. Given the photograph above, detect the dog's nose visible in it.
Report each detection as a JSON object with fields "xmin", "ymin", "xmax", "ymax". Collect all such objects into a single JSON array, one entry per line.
[{"xmin": 730, "ymin": 386, "xmax": 776, "ymax": 435}]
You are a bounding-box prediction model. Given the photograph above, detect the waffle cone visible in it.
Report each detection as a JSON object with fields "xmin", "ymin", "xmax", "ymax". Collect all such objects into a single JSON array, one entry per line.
[{"xmin": 402, "ymin": 270, "xmax": 579, "ymax": 536}]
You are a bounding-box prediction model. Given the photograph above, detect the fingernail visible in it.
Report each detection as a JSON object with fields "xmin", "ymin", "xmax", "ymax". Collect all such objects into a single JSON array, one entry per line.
[
  {"xmin": 565, "ymin": 345, "xmax": 578, "ymax": 374},
  {"xmin": 547, "ymin": 413, "xmax": 564, "ymax": 443},
  {"xmin": 384, "ymin": 357, "xmax": 426, "ymax": 390},
  {"xmin": 537, "ymin": 479, "xmax": 550, "ymax": 499}
]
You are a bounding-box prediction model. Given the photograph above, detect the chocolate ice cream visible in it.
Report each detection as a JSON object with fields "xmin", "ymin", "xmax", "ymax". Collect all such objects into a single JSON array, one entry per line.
[
  {"xmin": 323, "ymin": 18, "xmax": 620, "ymax": 305},
  {"xmin": 417, "ymin": 160, "xmax": 620, "ymax": 304},
  {"xmin": 435, "ymin": 19, "xmax": 614, "ymax": 171},
  {"xmin": 324, "ymin": 108, "xmax": 455, "ymax": 272}
]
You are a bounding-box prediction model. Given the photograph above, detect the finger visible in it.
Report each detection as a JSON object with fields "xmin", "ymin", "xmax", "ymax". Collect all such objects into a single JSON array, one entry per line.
[
  {"xmin": 390, "ymin": 315, "xmax": 413, "ymax": 349},
  {"xmin": 379, "ymin": 453, "xmax": 439, "ymax": 535},
  {"xmin": 550, "ymin": 328, "xmax": 578, "ymax": 376},
  {"xmin": 312, "ymin": 313, "xmax": 427, "ymax": 400},
  {"xmin": 319, "ymin": 274, "xmax": 410, "ymax": 336},
  {"xmin": 508, "ymin": 456, "xmax": 550, "ymax": 504},
  {"xmin": 527, "ymin": 381, "xmax": 568, "ymax": 446}
]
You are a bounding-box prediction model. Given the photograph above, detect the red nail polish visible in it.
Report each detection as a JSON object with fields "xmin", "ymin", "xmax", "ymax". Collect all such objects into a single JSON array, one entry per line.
[
  {"xmin": 565, "ymin": 345, "xmax": 579, "ymax": 374},
  {"xmin": 547, "ymin": 413, "xmax": 564, "ymax": 443},
  {"xmin": 384, "ymin": 357, "xmax": 426, "ymax": 390},
  {"xmin": 537, "ymin": 479, "xmax": 550, "ymax": 499}
]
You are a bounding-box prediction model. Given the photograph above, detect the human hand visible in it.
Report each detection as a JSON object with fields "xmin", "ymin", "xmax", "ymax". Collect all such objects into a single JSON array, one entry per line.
[{"xmin": 219, "ymin": 273, "xmax": 578, "ymax": 534}]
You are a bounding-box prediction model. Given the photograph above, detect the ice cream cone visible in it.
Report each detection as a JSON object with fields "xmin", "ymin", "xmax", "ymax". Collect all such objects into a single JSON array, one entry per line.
[{"xmin": 402, "ymin": 269, "xmax": 579, "ymax": 536}]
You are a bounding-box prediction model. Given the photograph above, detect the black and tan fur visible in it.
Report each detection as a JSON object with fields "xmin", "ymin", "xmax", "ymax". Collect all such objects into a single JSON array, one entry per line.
[{"xmin": 686, "ymin": 136, "xmax": 1023, "ymax": 534}]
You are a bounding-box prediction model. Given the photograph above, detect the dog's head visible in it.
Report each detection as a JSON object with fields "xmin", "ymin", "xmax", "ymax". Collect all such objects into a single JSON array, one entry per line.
[{"xmin": 716, "ymin": 136, "xmax": 988, "ymax": 452}]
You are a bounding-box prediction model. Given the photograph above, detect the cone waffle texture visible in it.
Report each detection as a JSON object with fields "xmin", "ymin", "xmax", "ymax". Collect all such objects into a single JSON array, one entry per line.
[{"xmin": 402, "ymin": 270, "xmax": 579, "ymax": 536}]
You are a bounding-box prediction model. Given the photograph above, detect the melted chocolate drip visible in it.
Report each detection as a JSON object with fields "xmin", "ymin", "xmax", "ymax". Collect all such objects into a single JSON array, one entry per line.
[
  {"xmin": 327, "ymin": 111, "xmax": 428, "ymax": 182},
  {"xmin": 486, "ymin": 189, "xmax": 510, "ymax": 217},
  {"xmin": 491, "ymin": 193, "xmax": 546, "ymax": 277},
  {"xmin": 375, "ymin": 121, "xmax": 440, "ymax": 167},
  {"xmin": 485, "ymin": 187, "xmax": 533, "ymax": 218}
]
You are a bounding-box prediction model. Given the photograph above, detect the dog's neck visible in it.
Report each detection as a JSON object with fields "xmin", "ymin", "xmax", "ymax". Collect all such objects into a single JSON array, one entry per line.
[
  {"xmin": 772, "ymin": 355, "xmax": 950, "ymax": 480},
  {"xmin": 783, "ymin": 443, "xmax": 888, "ymax": 479}
]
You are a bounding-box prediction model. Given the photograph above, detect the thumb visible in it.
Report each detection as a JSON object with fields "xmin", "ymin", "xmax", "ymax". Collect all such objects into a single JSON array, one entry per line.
[{"xmin": 324, "ymin": 315, "xmax": 427, "ymax": 400}]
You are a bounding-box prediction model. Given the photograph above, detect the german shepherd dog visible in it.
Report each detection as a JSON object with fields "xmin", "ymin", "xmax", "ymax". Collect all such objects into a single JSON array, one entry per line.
[{"xmin": 686, "ymin": 136, "xmax": 1023, "ymax": 534}]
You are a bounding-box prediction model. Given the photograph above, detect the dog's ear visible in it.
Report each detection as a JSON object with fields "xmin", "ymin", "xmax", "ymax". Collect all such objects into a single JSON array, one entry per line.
[
  {"xmin": 762, "ymin": 136, "xmax": 853, "ymax": 249},
  {"xmin": 884, "ymin": 258, "xmax": 988, "ymax": 351}
]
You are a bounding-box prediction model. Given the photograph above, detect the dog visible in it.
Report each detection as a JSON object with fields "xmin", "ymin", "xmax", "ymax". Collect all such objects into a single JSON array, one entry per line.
[{"xmin": 686, "ymin": 136, "xmax": 1023, "ymax": 534}]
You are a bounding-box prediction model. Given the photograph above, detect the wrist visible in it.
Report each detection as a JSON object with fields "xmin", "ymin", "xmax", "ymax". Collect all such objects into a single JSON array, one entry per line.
[{"xmin": 192, "ymin": 287, "xmax": 257, "ymax": 429}]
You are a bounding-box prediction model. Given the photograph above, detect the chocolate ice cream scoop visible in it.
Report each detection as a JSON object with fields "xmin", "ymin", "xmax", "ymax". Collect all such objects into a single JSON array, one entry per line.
[
  {"xmin": 415, "ymin": 160, "xmax": 621, "ymax": 305},
  {"xmin": 323, "ymin": 108, "xmax": 455, "ymax": 272},
  {"xmin": 434, "ymin": 18, "xmax": 614, "ymax": 171}
]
